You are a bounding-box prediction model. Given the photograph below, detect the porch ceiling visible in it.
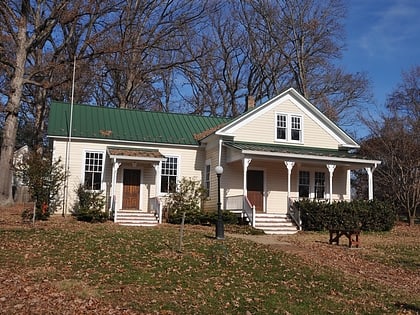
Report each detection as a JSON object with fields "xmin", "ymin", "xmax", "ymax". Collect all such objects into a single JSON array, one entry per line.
[
  {"xmin": 224, "ymin": 141, "xmax": 381, "ymax": 167},
  {"xmin": 107, "ymin": 147, "xmax": 166, "ymax": 162}
]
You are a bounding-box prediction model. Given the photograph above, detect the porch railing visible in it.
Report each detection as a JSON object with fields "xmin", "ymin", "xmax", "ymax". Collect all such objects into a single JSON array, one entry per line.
[
  {"xmin": 225, "ymin": 194, "xmax": 255, "ymax": 227},
  {"xmin": 288, "ymin": 197, "xmax": 302, "ymax": 230},
  {"xmin": 225, "ymin": 195, "xmax": 243, "ymax": 210},
  {"xmin": 243, "ymin": 196, "xmax": 256, "ymax": 228},
  {"xmin": 149, "ymin": 197, "xmax": 163, "ymax": 223}
]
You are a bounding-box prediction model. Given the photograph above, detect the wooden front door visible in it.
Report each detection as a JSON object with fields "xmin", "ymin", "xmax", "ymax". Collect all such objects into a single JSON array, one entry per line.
[
  {"xmin": 247, "ymin": 170, "xmax": 264, "ymax": 212},
  {"xmin": 122, "ymin": 169, "xmax": 141, "ymax": 209}
]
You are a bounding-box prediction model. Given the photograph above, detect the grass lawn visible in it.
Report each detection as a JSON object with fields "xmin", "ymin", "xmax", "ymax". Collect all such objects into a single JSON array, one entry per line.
[{"xmin": 0, "ymin": 214, "xmax": 419, "ymax": 314}]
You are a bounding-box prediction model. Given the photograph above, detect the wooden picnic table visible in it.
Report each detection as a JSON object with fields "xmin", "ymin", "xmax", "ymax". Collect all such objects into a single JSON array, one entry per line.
[{"xmin": 329, "ymin": 229, "xmax": 360, "ymax": 248}]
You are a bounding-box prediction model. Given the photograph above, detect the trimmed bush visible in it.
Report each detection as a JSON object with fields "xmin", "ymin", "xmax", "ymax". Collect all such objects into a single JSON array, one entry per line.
[
  {"xmin": 168, "ymin": 210, "xmax": 239, "ymax": 225},
  {"xmin": 71, "ymin": 185, "xmax": 108, "ymax": 223},
  {"xmin": 296, "ymin": 199, "xmax": 396, "ymax": 232}
]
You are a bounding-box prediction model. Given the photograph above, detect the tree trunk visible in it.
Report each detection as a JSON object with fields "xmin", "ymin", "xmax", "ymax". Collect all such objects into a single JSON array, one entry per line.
[
  {"xmin": 0, "ymin": 15, "xmax": 28, "ymax": 206},
  {"xmin": 409, "ymin": 216, "xmax": 415, "ymax": 227}
]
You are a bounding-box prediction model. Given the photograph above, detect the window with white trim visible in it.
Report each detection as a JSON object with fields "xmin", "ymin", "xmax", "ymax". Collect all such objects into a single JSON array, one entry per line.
[
  {"xmin": 84, "ymin": 152, "xmax": 104, "ymax": 190},
  {"xmin": 204, "ymin": 163, "xmax": 211, "ymax": 197},
  {"xmin": 276, "ymin": 114, "xmax": 287, "ymax": 140},
  {"xmin": 291, "ymin": 115, "xmax": 302, "ymax": 141},
  {"xmin": 275, "ymin": 113, "xmax": 303, "ymax": 142},
  {"xmin": 160, "ymin": 156, "xmax": 178, "ymax": 193},
  {"xmin": 298, "ymin": 171, "xmax": 310, "ymax": 198},
  {"xmin": 314, "ymin": 172, "xmax": 325, "ymax": 199}
]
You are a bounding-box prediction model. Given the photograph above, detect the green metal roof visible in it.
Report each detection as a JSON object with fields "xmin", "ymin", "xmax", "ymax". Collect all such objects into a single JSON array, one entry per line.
[
  {"xmin": 224, "ymin": 141, "xmax": 366, "ymax": 160},
  {"xmin": 48, "ymin": 101, "xmax": 231, "ymax": 145}
]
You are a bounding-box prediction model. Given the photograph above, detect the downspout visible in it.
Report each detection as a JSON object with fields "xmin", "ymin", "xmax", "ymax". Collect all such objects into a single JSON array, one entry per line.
[
  {"xmin": 218, "ymin": 138, "xmax": 223, "ymax": 210},
  {"xmin": 218, "ymin": 138, "xmax": 223, "ymax": 166}
]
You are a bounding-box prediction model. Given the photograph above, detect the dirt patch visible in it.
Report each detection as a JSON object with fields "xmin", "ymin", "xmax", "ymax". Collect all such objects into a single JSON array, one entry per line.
[{"xmin": 227, "ymin": 225, "xmax": 420, "ymax": 296}]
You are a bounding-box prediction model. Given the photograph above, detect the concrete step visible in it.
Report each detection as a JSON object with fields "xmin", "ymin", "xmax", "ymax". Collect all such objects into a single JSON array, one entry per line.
[
  {"xmin": 254, "ymin": 213, "xmax": 298, "ymax": 235},
  {"xmin": 115, "ymin": 210, "xmax": 158, "ymax": 227}
]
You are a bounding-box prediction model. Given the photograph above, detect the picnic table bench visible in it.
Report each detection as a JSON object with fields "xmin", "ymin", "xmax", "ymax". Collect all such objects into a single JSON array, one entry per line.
[{"xmin": 329, "ymin": 229, "xmax": 361, "ymax": 248}]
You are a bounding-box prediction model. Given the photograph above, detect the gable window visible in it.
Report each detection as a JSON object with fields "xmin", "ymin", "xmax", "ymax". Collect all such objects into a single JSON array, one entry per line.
[
  {"xmin": 84, "ymin": 151, "xmax": 103, "ymax": 190},
  {"xmin": 314, "ymin": 172, "xmax": 325, "ymax": 199},
  {"xmin": 298, "ymin": 171, "xmax": 310, "ymax": 198},
  {"xmin": 291, "ymin": 115, "xmax": 302, "ymax": 141},
  {"xmin": 161, "ymin": 156, "xmax": 178, "ymax": 193},
  {"xmin": 204, "ymin": 163, "xmax": 211, "ymax": 197},
  {"xmin": 275, "ymin": 113, "xmax": 303, "ymax": 142},
  {"xmin": 276, "ymin": 114, "xmax": 287, "ymax": 140}
]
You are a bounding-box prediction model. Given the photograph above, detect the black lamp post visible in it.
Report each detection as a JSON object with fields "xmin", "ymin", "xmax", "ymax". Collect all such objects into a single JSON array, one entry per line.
[{"xmin": 215, "ymin": 165, "xmax": 224, "ymax": 240}]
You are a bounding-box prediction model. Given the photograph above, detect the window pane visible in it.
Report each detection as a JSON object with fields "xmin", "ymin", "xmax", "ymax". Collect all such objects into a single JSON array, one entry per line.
[
  {"xmin": 291, "ymin": 129, "xmax": 301, "ymax": 141},
  {"xmin": 291, "ymin": 116, "xmax": 301, "ymax": 141},
  {"xmin": 84, "ymin": 152, "xmax": 103, "ymax": 190},
  {"xmin": 161, "ymin": 157, "xmax": 178, "ymax": 193},
  {"xmin": 161, "ymin": 176, "xmax": 169, "ymax": 193},
  {"xmin": 277, "ymin": 128, "xmax": 286, "ymax": 140},
  {"xmin": 276, "ymin": 114, "xmax": 287, "ymax": 140},
  {"xmin": 299, "ymin": 171, "xmax": 310, "ymax": 198},
  {"xmin": 84, "ymin": 172, "xmax": 93, "ymax": 189},
  {"xmin": 315, "ymin": 172, "xmax": 325, "ymax": 199}
]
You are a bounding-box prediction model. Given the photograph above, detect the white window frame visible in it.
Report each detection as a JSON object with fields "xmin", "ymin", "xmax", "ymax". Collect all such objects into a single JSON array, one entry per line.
[
  {"xmin": 204, "ymin": 160, "xmax": 211, "ymax": 197},
  {"xmin": 159, "ymin": 155, "xmax": 179, "ymax": 194},
  {"xmin": 275, "ymin": 113, "xmax": 303, "ymax": 143},
  {"xmin": 83, "ymin": 150, "xmax": 105, "ymax": 191}
]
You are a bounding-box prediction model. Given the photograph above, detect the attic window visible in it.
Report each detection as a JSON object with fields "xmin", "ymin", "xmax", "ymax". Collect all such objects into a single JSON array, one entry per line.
[{"xmin": 275, "ymin": 113, "xmax": 303, "ymax": 143}]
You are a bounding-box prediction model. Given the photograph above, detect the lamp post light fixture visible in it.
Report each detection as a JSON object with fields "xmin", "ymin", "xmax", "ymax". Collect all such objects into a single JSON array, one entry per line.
[{"xmin": 215, "ymin": 165, "xmax": 224, "ymax": 240}]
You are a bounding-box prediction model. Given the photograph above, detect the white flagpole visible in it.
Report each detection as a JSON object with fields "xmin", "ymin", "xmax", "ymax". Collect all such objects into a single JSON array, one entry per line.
[{"xmin": 63, "ymin": 55, "xmax": 76, "ymax": 216}]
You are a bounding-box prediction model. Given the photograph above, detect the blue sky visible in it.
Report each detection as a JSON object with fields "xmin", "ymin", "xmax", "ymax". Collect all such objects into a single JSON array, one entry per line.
[{"xmin": 343, "ymin": 0, "xmax": 420, "ymax": 112}]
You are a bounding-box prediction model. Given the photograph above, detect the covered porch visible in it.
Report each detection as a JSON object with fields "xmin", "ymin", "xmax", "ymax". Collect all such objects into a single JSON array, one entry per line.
[
  {"xmin": 221, "ymin": 141, "xmax": 380, "ymax": 231},
  {"xmin": 107, "ymin": 147, "xmax": 166, "ymax": 225}
]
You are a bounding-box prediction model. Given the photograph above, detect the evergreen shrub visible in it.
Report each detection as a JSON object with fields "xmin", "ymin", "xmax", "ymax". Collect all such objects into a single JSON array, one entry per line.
[
  {"xmin": 72, "ymin": 185, "xmax": 108, "ymax": 223},
  {"xmin": 296, "ymin": 199, "xmax": 395, "ymax": 232}
]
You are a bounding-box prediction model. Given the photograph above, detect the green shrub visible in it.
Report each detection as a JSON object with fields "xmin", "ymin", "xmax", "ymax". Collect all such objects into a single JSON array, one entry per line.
[
  {"xmin": 71, "ymin": 185, "xmax": 108, "ymax": 223},
  {"xmin": 166, "ymin": 177, "xmax": 207, "ymax": 224},
  {"xmin": 16, "ymin": 150, "xmax": 66, "ymax": 220},
  {"xmin": 168, "ymin": 210, "xmax": 239, "ymax": 225},
  {"xmin": 296, "ymin": 199, "xmax": 395, "ymax": 232}
]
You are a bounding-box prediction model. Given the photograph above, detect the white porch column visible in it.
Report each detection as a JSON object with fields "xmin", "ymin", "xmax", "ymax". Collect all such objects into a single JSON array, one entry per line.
[
  {"xmin": 326, "ymin": 164, "xmax": 336, "ymax": 203},
  {"xmin": 153, "ymin": 164, "xmax": 162, "ymax": 223},
  {"xmin": 242, "ymin": 158, "xmax": 252, "ymax": 195},
  {"xmin": 111, "ymin": 159, "xmax": 121, "ymax": 222},
  {"xmin": 366, "ymin": 166, "xmax": 374, "ymax": 200},
  {"xmin": 284, "ymin": 161, "xmax": 295, "ymax": 203},
  {"xmin": 153, "ymin": 164, "xmax": 160, "ymax": 197}
]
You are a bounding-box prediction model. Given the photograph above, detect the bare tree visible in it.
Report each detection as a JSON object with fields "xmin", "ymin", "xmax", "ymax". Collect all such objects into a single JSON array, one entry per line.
[
  {"xmin": 0, "ymin": 0, "xmax": 119, "ymax": 205},
  {"xmin": 180, "ymin": 1, "xmax": 249, "ymax": 116},
  {"xmin": 178, "ymin": 0, "xmax": 371, "ymax": 122},
  {"xmin": 93, "ymin": 0, "xmax": 207, "ymax": 110},
  {"xmin": 0, "ymin": 0, "xmax": 68, "ymax": 205},
  {"xmin": 359, "ymin": 66, "xmax": 419, "ymax": 226}
]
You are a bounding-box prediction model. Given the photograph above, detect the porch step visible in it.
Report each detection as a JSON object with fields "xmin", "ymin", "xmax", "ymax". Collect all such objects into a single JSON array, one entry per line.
[
  {"xmin": 254, "ymin": 213, "xmax": 298, "ymax": 235},
  {"xmin": 115, "ymin": 210, "xmax": 158, "ymax": 227}
]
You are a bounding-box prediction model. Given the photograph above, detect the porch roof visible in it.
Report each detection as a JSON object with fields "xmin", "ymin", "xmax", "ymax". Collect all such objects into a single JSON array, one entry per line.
[
  {"xmin": 107, "ymin": 147, "xmax": 166, "ymax": 162},
  {"xmin": 224, "ymin": 141, "xmax": 381, "ymax": 166}
]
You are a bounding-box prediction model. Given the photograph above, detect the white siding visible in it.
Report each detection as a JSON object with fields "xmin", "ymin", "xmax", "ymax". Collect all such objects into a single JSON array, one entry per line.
[
  {"xmin": 52, "ymin": 139, "xmax": 203, "ymax": 214},
  {"xmin": 230, "ymin": 99, "xmax": 339, "ymax": 149}
]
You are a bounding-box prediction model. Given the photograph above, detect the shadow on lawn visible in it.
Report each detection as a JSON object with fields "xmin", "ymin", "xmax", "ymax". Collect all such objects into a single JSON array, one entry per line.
[{"xmin": 395, "ymin": 302, "xmax": 420, "ymax": 313}]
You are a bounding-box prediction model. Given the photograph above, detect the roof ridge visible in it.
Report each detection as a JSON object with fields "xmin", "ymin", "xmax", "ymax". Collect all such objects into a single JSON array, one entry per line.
[{"xmin": 51, "ymin": 101, "xmax": 230, "ymax": 120}]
